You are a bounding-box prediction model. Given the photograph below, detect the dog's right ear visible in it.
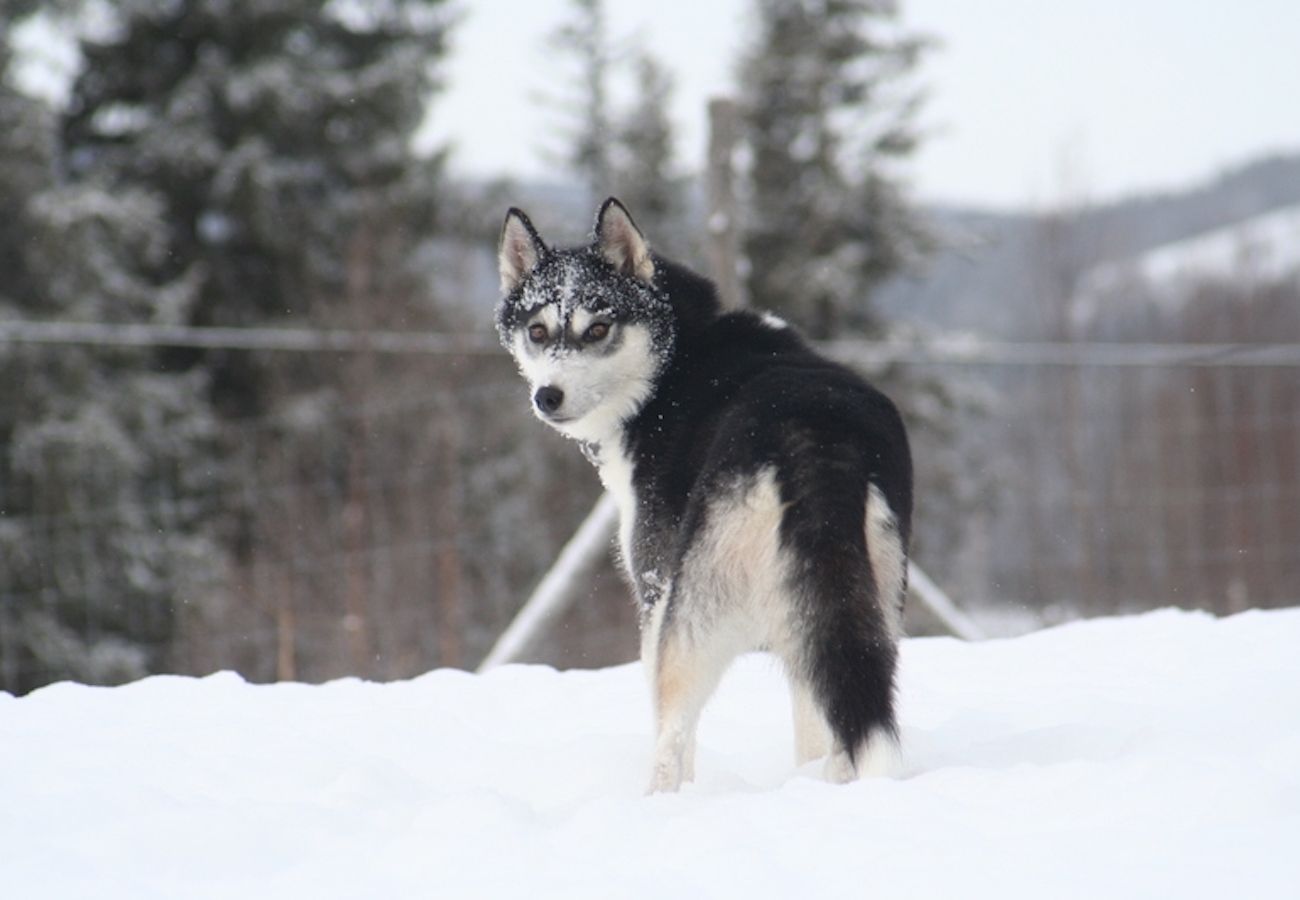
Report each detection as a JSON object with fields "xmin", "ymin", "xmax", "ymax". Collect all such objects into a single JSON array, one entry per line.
[
  {"xmin": 498, "ymin": 208, "xmax": 547, "ymax": 294},
  {"xmin": 594, "ymin": 197, "xmax": 654, "ymax": 283}
]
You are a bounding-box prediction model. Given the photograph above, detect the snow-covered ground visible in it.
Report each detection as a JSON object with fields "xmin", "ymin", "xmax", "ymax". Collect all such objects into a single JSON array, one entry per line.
[{"xmin": 4, "ymin": 608, "xmax": 1299, "ymax": 899}]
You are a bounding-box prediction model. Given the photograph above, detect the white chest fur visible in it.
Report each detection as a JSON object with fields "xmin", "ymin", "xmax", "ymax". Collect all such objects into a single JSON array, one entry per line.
[{"xmin": 595, "ymin": 440, "xmax": 638, "ymax": 587}]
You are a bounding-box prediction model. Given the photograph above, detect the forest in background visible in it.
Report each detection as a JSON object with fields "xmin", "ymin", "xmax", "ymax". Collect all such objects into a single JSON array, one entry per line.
[{"xmin": 1, "ymin": 0, "xmax": 1296, "ymax": 694}]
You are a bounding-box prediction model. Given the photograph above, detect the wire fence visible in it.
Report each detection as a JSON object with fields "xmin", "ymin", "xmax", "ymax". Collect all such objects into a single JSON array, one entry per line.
[
  {"xmin": 902, "ymin": 357, "xmax": 1300, "ymax": 624},
  {"xmin": 1, "ymin": 327, "xmax": 1297, "ymax": 692}
]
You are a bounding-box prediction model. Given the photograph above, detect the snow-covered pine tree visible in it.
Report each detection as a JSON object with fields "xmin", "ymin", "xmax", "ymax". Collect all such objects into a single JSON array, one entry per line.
[
  {"xmin": 0, "ymin": 10, "xmax": 49, "ymax": 311},
  {"xmin": 60, "ymin": 0, "xmax": 453, "ymax": 413},
  {"xmin": 546, "ymin": 2, "xmax": 686, "ymax": 254},
  {"xmin": 549, "ymin": 0, "xmax": 616, "ymax": 213},
  {"xmin": 739, "ymin": 0, "xmax": 929, "ymax": 338},
  {"xmin": 1, "ymin": 0, "xmax": 461, "ymax": 689},
  {"xmin": 53, "ymin": 0, "xmax": 459, "ymax": 682},
  {"xmin": 0, "ymin": 10, "xmax": 224, "ymax": 693},
  {"xmin": 613, "ymin": 51, "xmax": 688, "ymax": 260}
]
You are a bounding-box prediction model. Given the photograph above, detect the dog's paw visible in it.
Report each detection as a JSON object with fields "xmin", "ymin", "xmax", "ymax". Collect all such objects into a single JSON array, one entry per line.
[{"xmin": 646, "ymin": 759, "xmax": 685, "ymax": 794}]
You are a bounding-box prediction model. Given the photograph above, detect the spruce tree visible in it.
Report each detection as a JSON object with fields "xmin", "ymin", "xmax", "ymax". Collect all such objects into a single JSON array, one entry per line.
[
  {"xmin": 549, "ymin": 0, "xmax": 615, "ymax": 211},
  {"xmin": 0, "ymin": 0, "xmax": 455, "ymax": 690},
  {"xmin": 0, "ymin": 11, "xmax": 223, "ymax": 692},
  {"xmin": 739, "ymin": 0, "xmax": 929, "ymax": 338},
  {"xmin": 613, "ymin": 52, "xmax": 687, "ymax": 258},
  {"xmin": 60, "ymin": 0, "xmax": 453, "ymax": 413},
  {"xmin": 547, "ymin": 1, "xmax": 684, "ymax": 251},
  {"xmin": 59, "ymin": 0, "xmax": 456, "ymax": 682}
]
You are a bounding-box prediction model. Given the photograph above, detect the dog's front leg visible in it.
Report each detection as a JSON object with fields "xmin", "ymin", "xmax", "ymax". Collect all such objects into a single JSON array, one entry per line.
[
  {"xmin": 648, "ymin": 637, "xmax": 709, "ymax": 794},
  {"xmin": 643, "ymin": 600, "xmax": 725, "ymax": 793}
]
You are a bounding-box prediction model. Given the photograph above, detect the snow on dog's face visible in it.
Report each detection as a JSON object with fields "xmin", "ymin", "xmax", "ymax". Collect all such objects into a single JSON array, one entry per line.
[{"xmin": 495, "ymin": 199, "xmax": 675, "ymax": 445}]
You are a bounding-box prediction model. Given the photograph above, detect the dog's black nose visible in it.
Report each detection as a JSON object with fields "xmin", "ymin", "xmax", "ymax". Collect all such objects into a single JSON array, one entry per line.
[{"xmin": 534, "ymin": 386, "xmax": 565, "ymax": 415}]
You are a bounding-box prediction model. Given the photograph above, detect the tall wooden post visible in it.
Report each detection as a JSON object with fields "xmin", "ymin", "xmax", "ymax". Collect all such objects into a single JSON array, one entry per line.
[{"xmin": 705, "ymin": 98, "xmax": 746, "ymax": 310}]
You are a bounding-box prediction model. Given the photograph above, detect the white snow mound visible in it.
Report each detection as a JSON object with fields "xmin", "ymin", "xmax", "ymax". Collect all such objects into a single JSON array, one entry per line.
[{"xmin": 4, "ymin": 607, "xmax": 1299, "ymax": 899}]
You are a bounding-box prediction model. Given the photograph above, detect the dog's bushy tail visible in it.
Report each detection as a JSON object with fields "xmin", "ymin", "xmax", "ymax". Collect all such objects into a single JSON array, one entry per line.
[{"xmin": 783, "ymin": 472, "xmax": 901, "ymax": 773}]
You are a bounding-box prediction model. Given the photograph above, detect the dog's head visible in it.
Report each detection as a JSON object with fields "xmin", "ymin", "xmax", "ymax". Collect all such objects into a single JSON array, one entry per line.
[{"xmin": 495, "ymin": 198, "xmax": 675, "ymax": 444}]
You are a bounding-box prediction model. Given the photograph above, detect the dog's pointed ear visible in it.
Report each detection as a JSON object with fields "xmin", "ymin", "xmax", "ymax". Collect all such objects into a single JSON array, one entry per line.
[
  {"xmin": 594, "ymin": 197, "xmax": 654, "ymax": 284},
  {"xmin": 498, "ymin": 208, "xmax": 547, "ymax": 294}
]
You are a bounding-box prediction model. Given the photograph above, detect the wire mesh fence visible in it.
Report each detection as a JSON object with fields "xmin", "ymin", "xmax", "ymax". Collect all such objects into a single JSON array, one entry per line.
[
  {"xmin": 903, "ymin": 356, "xmax": 1299, "ymax": 622},
  {"xmin": 1, "ymin": 333, "xmax": 1296, "ymax": 693}
]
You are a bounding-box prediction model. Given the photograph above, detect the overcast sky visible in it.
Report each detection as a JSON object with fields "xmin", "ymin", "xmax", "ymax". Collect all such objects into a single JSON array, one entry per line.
[{"xmin": 425, "ymin": 0, "xmax": 1300, "ymax": 210}]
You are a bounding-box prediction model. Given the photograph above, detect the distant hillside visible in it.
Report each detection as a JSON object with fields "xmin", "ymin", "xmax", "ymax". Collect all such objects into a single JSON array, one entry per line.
[
  {"xmin": 873, "ymin": 151, "xmax": 1300, "ymax": 339},
  {"xmin": 1074, "ymin": 202, "xmax": 1300, "ymax": 329}
]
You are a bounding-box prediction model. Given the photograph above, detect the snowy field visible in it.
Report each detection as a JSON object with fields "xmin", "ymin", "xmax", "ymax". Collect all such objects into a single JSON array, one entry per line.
[{"xmin": 4, "ymin": 608, "xmax": 1299, "ymax": 899}]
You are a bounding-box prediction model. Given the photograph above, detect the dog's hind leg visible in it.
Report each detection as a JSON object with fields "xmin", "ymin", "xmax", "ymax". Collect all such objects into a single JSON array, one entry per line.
[{"xmin": 789, "ymin": 675, "xmax": 832, "ymax": 765}]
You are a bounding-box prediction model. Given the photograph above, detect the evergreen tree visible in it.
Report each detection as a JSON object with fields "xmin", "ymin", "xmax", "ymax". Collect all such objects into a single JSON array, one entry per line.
[
  {"xmin": 0, "ymin": 10, "xmax": 223, "ymax": 692},
  {"xmin": 547, "ymin": 1, "xmax": 685, "ymax": 252},
  {"xmin": 0, "ymin": 0, "xmax": 456, "ymax": 690},
  {"xmin": 60, "ymin": 0, "xmax": 456, "ymax": 682},
  {"xmin": 549, "ymin": 0, "xmax": 615, "ymax": 211},
  {"xmin": 60, "ymin": 0, "xmax": 453, "ymax": 412},
  {"xmin": 613, "ymin": 52, "xmax": 687, "ymax": 258},
  {"xmin": 0, "ymin": 11, "xmax": 49, "ymax": 312},
  {"xmin": 739, "ymin": 0, "xmax": 929, "ymax": 338}
]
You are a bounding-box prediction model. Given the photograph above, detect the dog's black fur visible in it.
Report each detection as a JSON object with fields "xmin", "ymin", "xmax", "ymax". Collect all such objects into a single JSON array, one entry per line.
[{"xmin": 628, "ymin": 257, "xmax": 913, "ymax": 758}]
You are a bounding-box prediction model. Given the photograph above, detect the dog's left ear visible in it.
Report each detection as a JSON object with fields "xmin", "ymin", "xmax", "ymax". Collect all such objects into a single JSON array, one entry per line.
[
  {"xmin": 594, "ymin": 197, "xmax": 654, "ymax": 284},
  {"xmin": 499, "ymin": 208, "xmax": 548, "ymax": 294}
]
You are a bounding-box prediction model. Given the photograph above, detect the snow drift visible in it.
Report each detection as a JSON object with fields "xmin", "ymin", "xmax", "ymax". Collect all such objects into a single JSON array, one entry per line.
[{"xmin": 4, "ymin": 608, "xmax": 1299, "ymax": 899}]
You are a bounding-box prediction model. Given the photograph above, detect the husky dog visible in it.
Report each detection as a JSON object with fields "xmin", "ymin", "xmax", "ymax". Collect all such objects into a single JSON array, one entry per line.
[{"xmin": 496, "ymin": 198, "xmax": 912, "ymax": 792}]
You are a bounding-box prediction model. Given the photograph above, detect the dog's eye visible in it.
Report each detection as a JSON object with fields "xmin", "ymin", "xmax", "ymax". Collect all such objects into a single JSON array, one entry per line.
[
  {"xmin": 527, "ymin": 323, "xmax": 548, "ymax": 344},
  {"xmin": 583, "ymin": 322, "xmax": 610, "ymax": 342}
]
